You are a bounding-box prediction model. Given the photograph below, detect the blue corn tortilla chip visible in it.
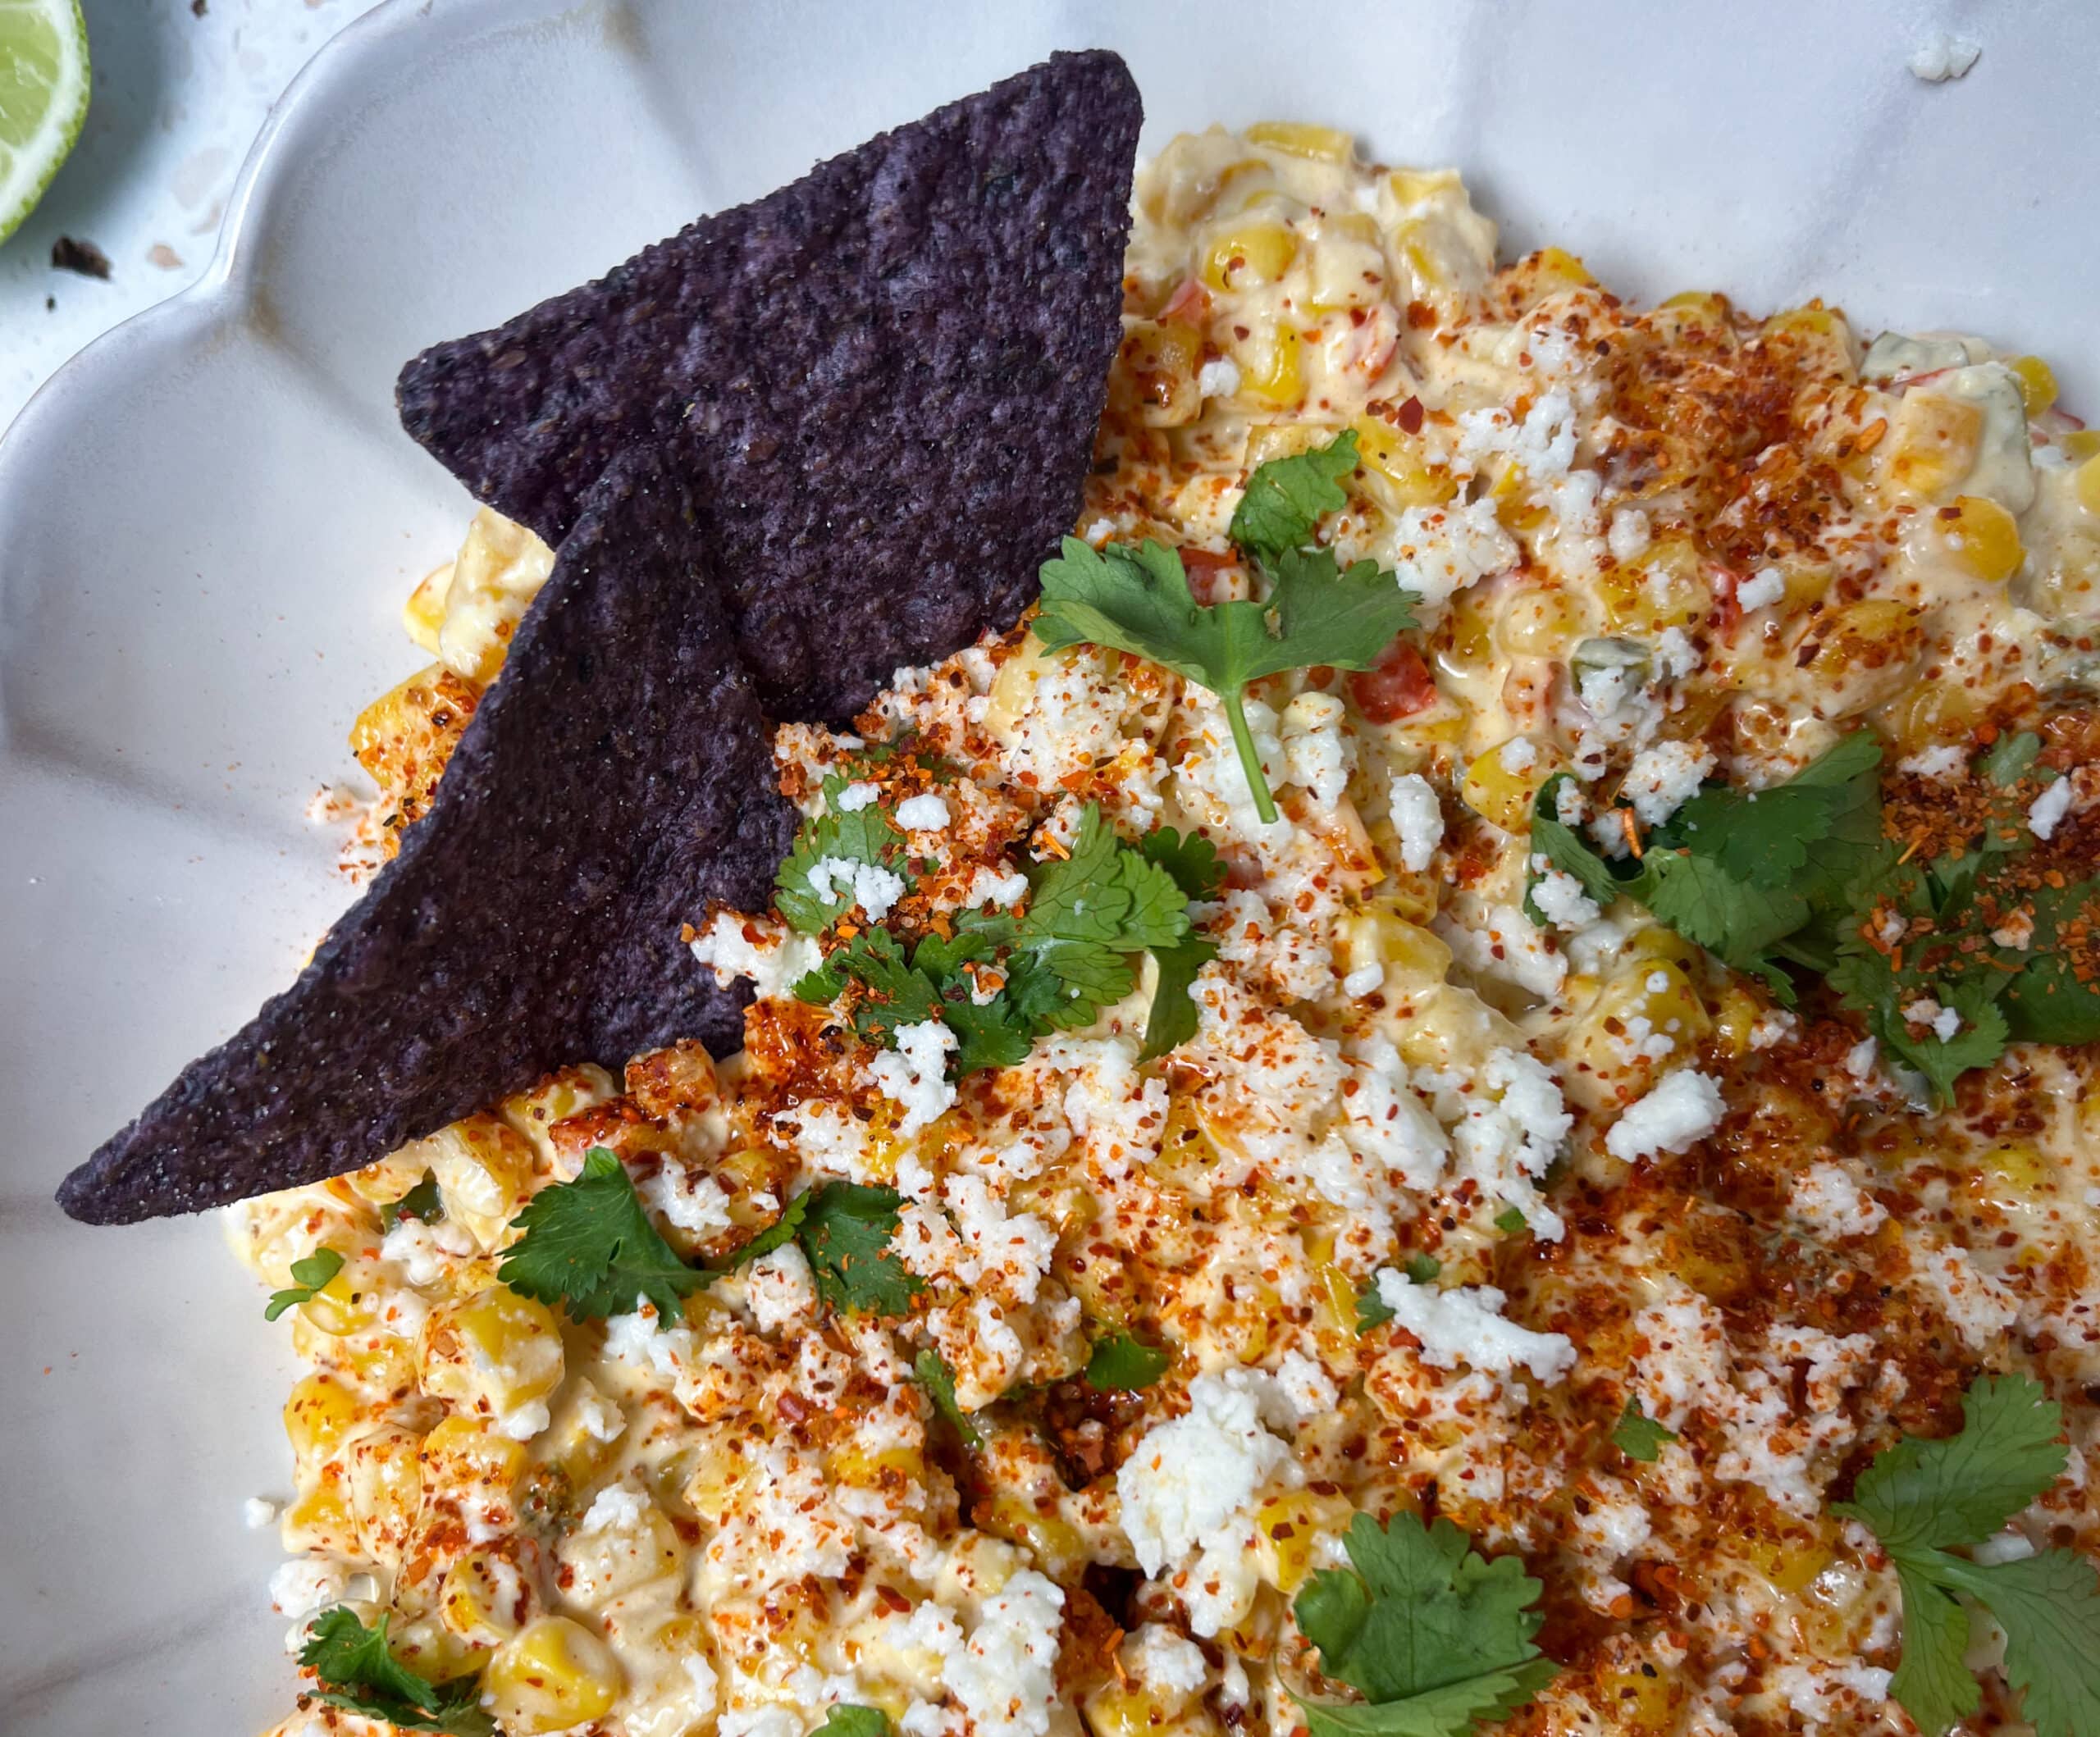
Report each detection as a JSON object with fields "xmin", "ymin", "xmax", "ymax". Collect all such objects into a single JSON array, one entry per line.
[
  {"xmin": 59, "ymin": 449, "xmax": 796, "ymax": 1224},
  {"xmin": 396, "ymin": 49, "xmax": 1140, "ymax": 725}
]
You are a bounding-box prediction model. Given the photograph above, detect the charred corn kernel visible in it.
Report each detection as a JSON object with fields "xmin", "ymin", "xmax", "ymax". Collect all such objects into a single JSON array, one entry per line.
[
  {"xmin": 1121, "ymin": 317, "xmax": 1205, "ymax": 427},
  {"xmin": 1238, "ymin": 320, "xmax": 1304, "ymax": 407},
  {"xmin": 1804, "ymin": 599, "xmax": 1927, "ymax": 715},
  {"xmin": 484, "ymin": 1617, "xmax": 623, "ymax": 1733},
  {"xmin": 284, "ymin": 1372, "xmax": 363, "ymax": 1470},
  {"xmin": 1340, "ymin": 905, "xmax": 1453, "ymax": 979},
  {"xmin": 499, "ymin": 1063, "xmax": 620, "ymax": 1165},
  {"xmin": 422, "ymin": 1415, "xmax": 527, "ymax": 1498},
  {"xmin": 419, "ymin": 1287, "xmax": 564, "ymax": 1417},
  {"xmin": 348, "ymin": 663, "xmax": 481, "ymax": 857},
  {"xmin": 345, "ymin": 1422, "xmax": 425, "ymax": 1561},
  {"xmin": 1350, "ymin": 414, "xmax": 1454, "ymax": 508},
  {"xmin": 1254, "ymin": 1489, "xmax": 1357, "ymax": 1592},
  {"xmin": 1386, "ymin": 166, "xmax": 1460, "ymax": 206},
  {"xmin": 2010, "ymin": 355, "xmax": 2058, "ymax": 415},
  {"xmin": 2077, "ymin": 454, "xmax": 2100, "ymax": 517},
  {"xmin": 1494, "ymin": 585, "xmax": 1588, "ymax": 657},
  {"xmin": 1942, "ymin": 495, "xmax": 2024, "ymax": 581},
  {"xmin": 1712, "ymin": 987, "xmax": 1764, "ymax": 1059},
  {"xmin": 980, "ymin": 1493, "xmax": 1086, "ymax": 1579},
  {"xmin": 402, "ymin": 562, "xmax": 451, "ymax": 654},
  {"xmin": 1201, "ymin": 220, "xmax": 1299, "ymax": 292},
  {"xmin": 280, "ymin": 1479, "xmax": 358, "ymax": 1555},
  {"xmin": 1461, "ymin": 738, "xmax": 1564, "ymax": 833},
  {"xmin": 298, "ymin": 1258, "xmax": 377, "ymax": 1338},
  {"xmin": 1883, "ymin": 389, "xmax": 1984, "ymax": 502},
  {"xmin": 1247, "ymin": 120, "xmax": 1352, "ymax": 162},
  {"xmin": 410, "ymin": 1113, "xmax": 537, "ymax": 1250}
]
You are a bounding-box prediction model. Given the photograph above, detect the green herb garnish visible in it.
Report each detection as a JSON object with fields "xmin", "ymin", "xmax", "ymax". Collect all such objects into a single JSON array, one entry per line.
[
  {"xmin": 299, "ymin": 1608, "xmax": 493, "ymax": 1735},
  {"xmin": 1610, "ymin": 1397, "xmax": 1677, "ymax": 1463},
  {"xmin": 264, "ymin": 1248, "xmax": 345, "ymax": 1323},
  {"xmin": 1084, "ymin": 1330, "xmax": 1171, "ymax": 1391},
  {"xmin": 914, "ymin": 1348, "xmax": 983, "ymax": 1450}
]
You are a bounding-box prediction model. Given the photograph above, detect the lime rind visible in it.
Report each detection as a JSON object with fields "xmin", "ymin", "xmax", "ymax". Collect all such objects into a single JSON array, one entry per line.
[{"xmin": 0, "ymin": 0, "xmax": 92, "ymax": 247}]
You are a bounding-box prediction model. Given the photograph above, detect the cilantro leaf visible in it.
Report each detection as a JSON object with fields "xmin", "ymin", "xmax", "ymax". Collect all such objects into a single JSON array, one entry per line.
[
  {"xmin": 793, "ymin": 926, "xmax": 944, "ymax": 1043},
  {"xmin": 300, "ymin": 1608, "xmax": 494, "ymax": 1735},
  {"xmin": 1999, "ymin": 875, "xmax": 2100, "ymax": 1045},
  {"xmin": 1525, "ymin": 775, "xmax": 1623, "ymax": 922},
  {"xmin": 1610, "ymin": 1398, "xmax": 1677, "ymax": 1463},
  {"xmin": 382, "ymin": 1174, "xmax": 442, "ymax": 1230},
  {"xmin": 1404, "ymin": 1254, "xmax": 1441, "ymax": 1285},
  {"xmin": 1836, "ymin": 1373, "xmax": 2068, "ymax": 1555},
  {"xmin": 1981, "ymin": 731, "xmax": 2043, "ymax": 786},
  {"xmin": 1294, "ymin": 1511, "xmax": 1556, "ymax": 1736},
  {"xmin": 1230, "ymin": 430, "xmax": 1359, "ymax": 565},
  {"xmin": 1024, "ymin": 805, "xmax": 1190, "ymax": 951},
  {"xmin": 1084, "ymin": 1330, "xmax": 1171, "ymax": 1391},
  {"xmin": 265, "ymin": 1248, "xmax": 345, "ymax": 1323},
  {"xmin": 1837, "ymin": 1374, "xmax": 2100, "ymax": 1737},
  {"xmin": 1140, "ymin": 935, "xmax": 1216, "ymax": 1061},
  {"xmin": 799, "ymin": 1182, "xmax": 921, "ymax": 1316},
  {"xmin": 1036, "ymin": 534, "xmax": 1414, "ymax": 825},
  {"xmin": 774, "ymin": 776, "xmax": 909, "ymax": 933},
  {"xmin": 940, "ymin": 989, "xmax": 1037, "ymax": 1074},
  {"xmin": 733, "ymin": 1190, "xmax": 811, "ymax": 1268},
  {"xmin": 915, "ymin": 1348, "xmax": 984, "ymax": 1450},
  {"xmin": 498, "ymin": 1148, "xmax": 705, "ymax": 1322},
  {"xmin": 1355, "ymin": 1274, "xmax": 1396, "ymax": 1334},
  {"xmin": 813, "ymin": 1709, "xmax": 892, "ymax": 1737},
  {"xmin": 1933, "ymin": 1548, "xmax": 2100, "ymax": 1737},
  {"xmin": 1492, "ymin": 1206, "xmax": 1527, "ymax": 1236},
  {"xmin": 1140, "ymin": 825, "xmax": 1226, "ymax": 900}
]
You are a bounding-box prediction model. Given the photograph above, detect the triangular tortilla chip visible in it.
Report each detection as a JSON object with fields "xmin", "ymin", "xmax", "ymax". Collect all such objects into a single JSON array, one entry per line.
[
  {"xmin": 61, "ymin": 450, "xmax": 794, "ymax": 1222},
  {"xmin": 396, "ymin": 50, "xmax": 1140, "ymax": 725}
]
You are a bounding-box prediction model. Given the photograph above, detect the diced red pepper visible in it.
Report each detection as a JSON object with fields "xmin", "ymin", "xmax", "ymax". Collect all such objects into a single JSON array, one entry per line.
[{"xmin": 1349, "ymin": 636, "xmax": 1438, "ymax": 723}]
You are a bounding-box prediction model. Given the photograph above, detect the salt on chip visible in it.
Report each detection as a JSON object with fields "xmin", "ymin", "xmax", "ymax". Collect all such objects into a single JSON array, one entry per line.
[
  {"xmin": 59, "ymin": 450, "xmax": 796, "ymax": 1223},
  {"xmin": 395, "ymin": 50, "xmax": 1141, "ymax": 726}
]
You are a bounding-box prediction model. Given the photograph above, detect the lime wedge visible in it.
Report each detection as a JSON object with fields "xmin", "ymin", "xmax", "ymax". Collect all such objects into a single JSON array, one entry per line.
[{"xmin": 0, "ymin": 0, "xmax": 89, "ymax": 246}]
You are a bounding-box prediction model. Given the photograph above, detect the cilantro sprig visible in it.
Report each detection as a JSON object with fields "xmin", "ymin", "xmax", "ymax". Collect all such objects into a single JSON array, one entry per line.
[
  {"xmin": 776, "ymin": 774, "xmax": 911, "ymax": 933},
  {"xmin": 1611, "ymin": 1398, "xmax": 1676, "ymax": 1463},
  {"xmin": 1037, "ymin": 431, "xmax": 1418, "ymax": 823},
  {"xmin": 1083, "ymin": 1330, "xmax": 1171, "ymax": 1391},
  {"xmin": 812, "ymin": 1711, "xmax": 891, "ymax": 1737},
  {"xmin": 265, "ymin": 1248, "xmax": 345, "ymax": 1323},
  {"xmin": 1293, "ymin": 1511, "xmax": 1558, "ymax": 1737},
  {"xmin": 793, "ymin": 806, "xmax": 1217, "ymax": 1072},
  {"xmin": 299, "ymin": 1608, "xmax": 494, "ymax": 1735},
  {"xmin": 915, "ymin": 1347, "xmax": 983, "ymax": 1449},
  {"xmin": 1528, "ymin": 730, "xmax": 2100, "ymax": 1102},
  {"xmin": 1834, "ymin": 1374, "xmax": 2100, "ymax": 1737},
  {"xmin": 499, "ymin": 1152, "xmax": 920, "ymax": 1324},
  {"xmin": 382, "ymin": 1173, "xmax": 443, "ymax": 1230}
]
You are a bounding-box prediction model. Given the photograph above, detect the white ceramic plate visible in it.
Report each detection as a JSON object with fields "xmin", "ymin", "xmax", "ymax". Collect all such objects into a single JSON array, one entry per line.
[{"xmin": 3, "ymin": 1, "xmax": 2095, "ymax": 1728}]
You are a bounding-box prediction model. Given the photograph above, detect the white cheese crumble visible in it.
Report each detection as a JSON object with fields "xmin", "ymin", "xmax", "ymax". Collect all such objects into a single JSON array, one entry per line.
[
  {"xmin": 1605, "ymin": 1069, "xmax": 1726, "ymax": 1161},
  {"xmin": 689, "ymin": 910, "xmax": 824, "ymax": 1001},
  {"xmin": 1527, "ymin": 854, "xmax": 1600, "ymax": 929},
  {"xmin": 1281, "ymin": 691, "xmax": 1355, "ymax": 808},
  {"xmin": 1372, "ymin": 1272, "xmax": 1576, "ymax": 1383},
  {"xmin": 244, "ymin": 1496, "xmax": 281, "ymax": 1530},
  {"xmin": 1387, "ymin": 772, "xmax": 1444, "ymax": 872},
  {"xmin": 834, "ymin": 781, "xmax": 881, "ymax": 812},
  {"xmin": 1388, "ymin": 498, "xmax": 1519, "ymax": 609},
  {"xmin": 745, "ymin": 1244, "xmax": 819, "ymax": 1333},
  {"xmin": 1736, "ymin": 567, "xmax": 1786, "ymax": 610},
  {"xmin": 1908, "ymin": 31, "xmax": 1981, "ymax": 81},
  {"xmin": 1791, "ymin": 1163, "xmax": 1889, "ymax": 1241},
  {"xmin": 1901, "ymin": 996, "xmax": 1962, "ymax": 1042},
  {"xmin": 1123, "ymin": 1625, "xmax": 1208, "ymax": 1698},
  {"xmin": 806, "ymin": 856, "xmax": 908, "ymax": 923},
  {"xmin": 1898, "ymin": 744, "xmax": 1966, "ymax": 779},
  {"xmin": 1197, "ymin": 358, "xmax": 1241, "ymax": 399},
  {"xmin": 865, "ymin": 1019, "xmax": 960, "ymax": 1136},
  {"xmin": 896, "ymin": 792, "xmax": 951, "ymax": 831},
  {"xmin": 1118, "ymin": 1370, "xmax": 1290, "ymax": 1577},
  {"xmin": 641, "ymin": 1162, "xmax": 734, "ymax": 1238},
  {"xmin": 1498, "ymin": 735, "xmax": 1539, "ymax": 773},
  {"xmin": 2027, "ymin": 777, "xmax": 2074, "ymax": 841},
  {"xmin": 1606, "ymin": 508, "xmax": 1651, "ymax": 564},
  {"xmin": 963, "ymin": 864, "xmax": 1030, "ymax": 909},
  {"xmin": 1341, "ymin": 962, "xmax": 1385, "ymax": 997},
  {"xmin": 945, "ymin": 1571, "xmax": 1065, "ymax": 1737},
  {"xmin": 1622, "ymin": 740, "xmax": 1714, "ymax": 827}
]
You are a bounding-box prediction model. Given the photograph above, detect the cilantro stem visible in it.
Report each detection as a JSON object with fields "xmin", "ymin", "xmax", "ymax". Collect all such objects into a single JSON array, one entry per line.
[{"xmin": 1223, "ymin": 690, "xmax": 1279, "ymax": 824}]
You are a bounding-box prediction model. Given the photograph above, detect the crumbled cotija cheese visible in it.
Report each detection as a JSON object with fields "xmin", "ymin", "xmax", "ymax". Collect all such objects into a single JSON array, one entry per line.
[
  {"xmin": 1605, "ymin": 1069, "xmax": 1726, "ymax": 1161},
  {"xmin": 1372, "ymin": 1271, "xmax": 1576, "ymax": 1382}
]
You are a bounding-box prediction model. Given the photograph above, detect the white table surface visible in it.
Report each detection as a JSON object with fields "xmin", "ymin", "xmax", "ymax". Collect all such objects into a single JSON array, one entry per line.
[{"xmin": 0, "ymin": 0, "xmax": 385, "ymax": 435}]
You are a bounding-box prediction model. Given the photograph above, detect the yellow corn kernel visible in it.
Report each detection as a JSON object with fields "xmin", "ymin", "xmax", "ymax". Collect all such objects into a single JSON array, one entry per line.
[
  {"xmin": 298, "ymin": 1256, "xmax": 378, "ymax": 1338},
  {"xmin": 1084, "ymin": 1680, "xmax": 1211, "ymax": 1737},
  {"xmin": 1120, "ymin": 317, "xmax": 1204, "ymax": 427},
  {"xmin": 1531, "ymin": 246, "xmax": 1596, "ymax": 290},
  {"xmin": 1711, "ymin": 987, "xmax": 1764, "ymax": 1059},
  {"xmin": 1566, "ymin": 957, "xmax": 1713, "ymax": 1083},
  {"xmin": 2077, "ymin": 454, "xmax": 2100, "ymax": 517},
  {"xmin": 1592, "ymin": 1660, "xmax": 1684, "ymax": 1735},
  {"xmin": 1942, "ymin": 495, "xmax": 2024, "ymax": 582},
  {"xmin": 1657, "ymin": 290, "xmax": 1734, "ymax": 338},
  {"xmin": 1966, "ymin": 1141, "xmax": 2051, "ymax": 1212},
  {"xmin": 402, "ymin": 562, "xmax": 451, "ymax": 654},
  {"xmin": 345, "ymin": 1421, "xmax": 425, "ymax": 1562},
  {"xmin": 1350, "ymin": 414, "xmax": 1454, "ymax": 508},
  {"xmin": 414, "ymin": 1113, "xmax": 538, "ymax": 1251},
  {"xmin": 436, "ymin": 508, "xmax": 557, "ymax": 684},
  {"xmin": 829, "ymin": 1436, "xmax": 927, "ymax": 1494},
  {"xmin": 979, "ymin": 1492, "xmax": 1086, "ymax": 1580},
  {"xmin": 2064, "ymin": 430, "xmax": 2100, "ymax": 463},
  {"xmin": 1253, "ymin": 1489, "xmax": 1357, "ymax": 1592},
  {"xmin": 419, "ymin": 1287, "xmax": 564, "ymax": 1418},
  {"xmin": 500, "ymin": 1064, "xmax": 619, "ymax": 1166},
  {"xmin": 1596, "ymin": 534, "xmax": 1709, "ymax": 633},
  {"xmin": 2009, "ymin": 355, "xmax": 2058, "ymax": 415},
  {"xmin": 1737, "ymin": 1516, "xmax": 1835, "ymax": 1597},
  {"xmin": 1802, "ymin": 599, "xmax": 1927, "ymax": 716},
  {"xmin": 1246, "ymin": 121, "xmax": 1353, "ymax": 162},
  {"xmin": 279, "ymin": 1479, "xmax": 359, "ymax": 1556},
  {"xmin": 1392, "ymin": 218, "xmax": 1450, "ymax": 294},
  {"xmin": 1883, "ymin": 390, "xmax": 1984, "ymax": 502},
  {"xmin": 1386, "ymin": 166, "xmax": 1460, "ymax": 207},
  {"xmin": 346, "ymin": 1144, "xmax": 435, "ymax": 1207},
  {"xmin": 1238, "ymin": 321, "xmax": 1303, "ymax": 407},
  {"xmin": 1880, "ymin": 680, "xmax": 1982, "ymax": 755},
  {"xmin": 388, "ymin": 1612, "xmax": 486, "ymax": 1684},
  {"xmin": 483, "ymin": 1617, "xmax": 623, "ymax": 1734},
  {"xmin": 1201, "ymin": 220, "xmax": 1299, "ymax": 292},
  {"xmin": 422, "ymin": 1415, "xmax": 527, "ymax": 1499},
  {"xmin": 557, "ymin": 1494, "xmax": 687, "ymax": 1600},
  {"xmin": 1339, "ymin": 905, "xmax": 1453, "ymax": 981},
  {"xmin": 1460, "ymin": 739, "xmax": 1563, "ymax": 834},
  {"xmin": 285, "ymin": 1373, "xmax": 364, "ymax": 1472},
  {"xmin": 1628, "ymin": 926, "xmax": 1703, "ymax": 973},
  {"xmin": 1494, "ymin": 585, "xmax": 1588, "ymax": 657},
  {"xmin": 1312, "ymin": 1260, "xmax": 1359, "ymax": 1340}
]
